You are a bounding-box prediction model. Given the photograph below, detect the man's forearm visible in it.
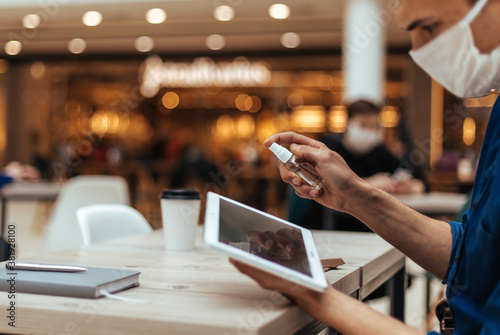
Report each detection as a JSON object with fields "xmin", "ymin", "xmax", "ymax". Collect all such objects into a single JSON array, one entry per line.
[
  {"xmin": 298, "ymin": 287, "xmax": 424, "ymax": 335},
  {"xmin": 344, "ymin": 181, "xmax": 452, "ymax": 279}
]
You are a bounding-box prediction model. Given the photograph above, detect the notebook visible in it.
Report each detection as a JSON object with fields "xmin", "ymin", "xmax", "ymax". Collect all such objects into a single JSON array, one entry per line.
[{"xmin": 0, "ymin": 265, "xmax": 140, "ymax": 299}]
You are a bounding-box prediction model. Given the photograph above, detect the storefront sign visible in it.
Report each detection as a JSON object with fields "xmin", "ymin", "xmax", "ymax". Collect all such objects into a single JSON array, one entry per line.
[{"xmin": 139, "ymin": 55, "xmax": 272, "ymax": 97}]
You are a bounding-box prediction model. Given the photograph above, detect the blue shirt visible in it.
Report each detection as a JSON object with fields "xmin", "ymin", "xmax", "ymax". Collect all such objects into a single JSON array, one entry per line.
[{"xmin": 428, "ymin": 96, "xmax": 500, "ymax": 334}]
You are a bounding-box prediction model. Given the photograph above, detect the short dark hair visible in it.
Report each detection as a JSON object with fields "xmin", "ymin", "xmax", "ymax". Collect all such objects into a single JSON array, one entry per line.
[{"xmin": 346, "ymin": 100, "xmax": 380, "ymax": 119}]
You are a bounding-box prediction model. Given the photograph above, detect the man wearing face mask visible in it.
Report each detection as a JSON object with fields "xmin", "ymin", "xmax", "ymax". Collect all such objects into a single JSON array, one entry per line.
[
  {"xmin": 231, "ymin": 0, "xmax": 500, "ymax": 334},
  {"xmin": 289, "ymin": 100, "xmax": 425, "ymax": 232}
]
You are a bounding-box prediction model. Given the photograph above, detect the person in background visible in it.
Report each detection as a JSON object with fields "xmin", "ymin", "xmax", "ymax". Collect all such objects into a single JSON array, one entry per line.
[
  {"xmin": 0, "ymin": 161, "xmax": 41, "ymax": 189},
  {"xmin": 289, "ymin": 100, "xmax": 425, "ymax": 231},
  {"xmin": 2, "ymin": 161, "xmax": 40, "ymax": 181}
]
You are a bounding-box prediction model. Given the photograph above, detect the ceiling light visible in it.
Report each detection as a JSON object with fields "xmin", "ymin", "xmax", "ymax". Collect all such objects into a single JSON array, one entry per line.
[
  {"xmin": 214, "ymin": 6, "xmax": 235, "ymax": 21},
  {"xmin": 4, "ymin": 41, "xmax": 22, "ymax": 56},
  {"xmin": 22, "ymin": 14, "xmax": 41, "ymax": 29},
  {"xmin": 68, "ymin": 38, "xmax": 87, "ymax": 54},
  {"xmin": 281, "ymin": 32, "xmax": 300, "ymax": 48},
  {"xmin": 145, "ymin": 8, "xmax": 167, "ymax": 24},
  {"xmin": 268, "ymin": 4, "xmax": 290, "ymax": 19},
  {"xmin": 135, "ymin": 36, "xmax": 154, "ymax": 52},
  {"xmin": 206, "ymin": 34, "xmax": 225, "ymax": 50},
  {"xmin": 82, "ymin": 11, "xmax": 103, "ymax": 26}
]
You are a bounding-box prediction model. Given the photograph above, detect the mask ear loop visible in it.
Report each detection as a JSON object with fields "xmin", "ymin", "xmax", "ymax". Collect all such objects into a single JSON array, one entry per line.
[{"xmin": 460, "ymin": 0, "xmax": 488, "ymax": 27}]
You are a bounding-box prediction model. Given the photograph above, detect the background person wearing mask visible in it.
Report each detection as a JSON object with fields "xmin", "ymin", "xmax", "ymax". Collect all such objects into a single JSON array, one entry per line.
[
  {"xmin": 327, "ymin": 100, "xmax": 425, "ymax": 195},
  {"xmin": 231, "ymin": 0, "xmax": 500, "ymax": 334},
  {"xmin": 289, "ymin": 100, "xmax": 425, "ymax": 231}
]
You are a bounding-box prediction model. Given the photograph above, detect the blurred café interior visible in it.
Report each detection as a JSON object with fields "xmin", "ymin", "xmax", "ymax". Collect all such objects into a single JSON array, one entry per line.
[
  {"xmin": 1, "ymin": 1, "xmax": 493, "ymax": 246},
  {"xmin": 1, "ymin": 0, "xmax": 493, "ymax": 245},
  {"xmin": 0, "ymin": 0, "xmax": 496, "ymax": 329}
]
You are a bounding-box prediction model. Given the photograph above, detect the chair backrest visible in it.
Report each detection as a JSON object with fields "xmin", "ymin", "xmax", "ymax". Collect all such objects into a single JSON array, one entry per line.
[
  {"xmin": 42, "ymin": 175, "xmax": 130, "ymax": 252},
  {"xmin": 77, "ymin": 204, "xmax": 152, "ymax": 246}
]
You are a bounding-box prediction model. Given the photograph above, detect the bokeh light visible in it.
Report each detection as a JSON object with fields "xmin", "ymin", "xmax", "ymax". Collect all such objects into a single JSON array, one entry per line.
[
  {"xmin": 281, "ymin": 32, "xmax": 300, "ymax": 48},
  {"xmin": 236, "ymin": 115, "xmax": 255, "ymax": 138},
  {"xmin": 328, "ymin": 106, "xmax": 348, "ymax": 133},
  {"xmin": 162, "ymin": 92, "xmax": 180, "ymax": 109},
  {"xmin": 214, "ymin": 6, "xmax": 235, "ymax": 21},
  {"xmin": 135, "ymin": 36, "xmax": 154, "ymax": 52},
  {"xmin": 235, "ymin": 94, "xmax": 250, "ymax": 111},
  {"xmin": 82, "ymin": 11, "xmax": 103, "ymax": 27},
  {"xmin": 146, "ymin": 8, "xmax": 167, "ymax": 24},
  {"xmin": 30, "ymin": 61, "xmax": 45, "ymax": 79},
  {"xmin": 377, "ymin": 106, "xmax": 401, "ymax": 128},
  {"xmin": 68, "ymin": 38, "xmax": 87, "ymax": 54},
  {"xmin": 206, "ymin": 34, "xmax": 226, "ymax": 50},
  {"xmin": 22, "ymin": 14, "xmax": 41, "ymax": 29},
  {"xmin": 463, "ymin": 117, "xmax": 476, "ymax": 146},
  {"xmin": 291, "ymin": 105, "xmax": 326, "ymax": 133},
  {"xmin": 5, "ymin": 41, "xmax": 22, "ymax": 55},
  {"xmin": 268, "ymin": 4, "xmax": 290, "ymax": 19}
]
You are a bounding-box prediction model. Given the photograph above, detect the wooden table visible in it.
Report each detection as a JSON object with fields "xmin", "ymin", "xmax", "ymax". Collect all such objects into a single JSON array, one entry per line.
[{"xmin": 0, "ymin": 229, "xmax": 404, "ymax": 335}]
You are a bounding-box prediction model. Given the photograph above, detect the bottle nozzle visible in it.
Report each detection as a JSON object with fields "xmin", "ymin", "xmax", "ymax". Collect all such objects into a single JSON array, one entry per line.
[{"xmin": 269, "ymin": 143, "xmax": 293, "ymax": 163}]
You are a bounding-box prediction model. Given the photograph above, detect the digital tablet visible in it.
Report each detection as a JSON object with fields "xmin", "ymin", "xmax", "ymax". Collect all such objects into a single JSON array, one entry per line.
[{"xmin": 203, "ymin": 192, "xmax": 328, "ymax": 292}]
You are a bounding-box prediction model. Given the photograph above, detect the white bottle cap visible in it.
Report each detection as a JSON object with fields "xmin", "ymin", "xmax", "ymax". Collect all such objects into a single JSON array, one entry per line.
[{"xmin": 269, "ymin": 142, "xmax": 293, "ymax": 163}]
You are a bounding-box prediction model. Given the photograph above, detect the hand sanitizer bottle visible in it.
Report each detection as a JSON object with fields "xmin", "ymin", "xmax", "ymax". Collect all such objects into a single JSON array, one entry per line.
[{"xmin": 269, "ymin": 142, "xmax": 324, "ymax": 191}]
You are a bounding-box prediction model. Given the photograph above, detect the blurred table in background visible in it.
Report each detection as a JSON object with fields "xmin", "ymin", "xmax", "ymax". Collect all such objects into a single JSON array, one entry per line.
[
  {"xmin": 1, "ymin": 181, "xmax": 63, "ymax": 232},
  {"xmin": 395, "ymin": 192, "xmax": 468, "ymax": 217},
  {"xmin": 426, "ymin": 171, "xmax": 474, "ymax": 194}
]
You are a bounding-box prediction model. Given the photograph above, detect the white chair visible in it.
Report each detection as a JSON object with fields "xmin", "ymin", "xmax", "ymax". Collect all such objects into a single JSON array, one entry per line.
[
  {"xmin": 42, "ymin": 175, "xmax": 130, "ymax": 252},
  {"xmin": 77, "ymin": 204, "xmax": 152, "ymax": 246}
]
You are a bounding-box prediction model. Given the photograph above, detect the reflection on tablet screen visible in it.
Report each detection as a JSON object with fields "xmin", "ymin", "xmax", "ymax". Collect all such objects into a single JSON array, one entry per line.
[{"xmin": 218, "ymin": 198, "xmax": 312, "ymax": 277}]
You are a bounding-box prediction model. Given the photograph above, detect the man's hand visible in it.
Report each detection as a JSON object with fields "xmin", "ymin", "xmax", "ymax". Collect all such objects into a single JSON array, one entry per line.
[
  {"xmin": 264, "ymin": 132, "xmax": 364, "ymax": 213},
  {"xmin": 230, "ymin": 258, "xmax": 324, "ymax": 306}
]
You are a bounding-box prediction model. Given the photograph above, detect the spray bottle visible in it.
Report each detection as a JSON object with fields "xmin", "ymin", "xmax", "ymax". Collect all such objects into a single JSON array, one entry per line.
[{"xmin": 269, "ymin": 142, "xmax": 324, "ymax": 191}]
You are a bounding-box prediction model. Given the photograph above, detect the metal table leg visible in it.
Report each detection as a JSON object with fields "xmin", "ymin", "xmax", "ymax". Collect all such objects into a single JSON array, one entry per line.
[{"xmin": 388, "ymin": 265, "xmax": 407, "ymax": 321}]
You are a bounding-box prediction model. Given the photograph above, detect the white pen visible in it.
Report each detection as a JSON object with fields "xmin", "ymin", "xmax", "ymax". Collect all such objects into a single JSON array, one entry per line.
[{"xmin": 6, "ymin": 262, "xmax": 88, "ymax": 273}]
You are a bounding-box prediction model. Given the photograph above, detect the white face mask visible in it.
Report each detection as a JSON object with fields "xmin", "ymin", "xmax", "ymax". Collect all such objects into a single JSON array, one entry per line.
[
  {"xmin": 344, "ymin": 123, "xmax": 382, "ymax": 155},
  {"xmin": 409, "ymin": 0, "xmax": 500, "ymax": 98}
]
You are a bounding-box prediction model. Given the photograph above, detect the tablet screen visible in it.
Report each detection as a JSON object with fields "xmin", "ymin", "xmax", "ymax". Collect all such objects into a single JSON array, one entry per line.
[{"xmin": 218, "ymin": 198, "xmax": 312, "ymax": 277}]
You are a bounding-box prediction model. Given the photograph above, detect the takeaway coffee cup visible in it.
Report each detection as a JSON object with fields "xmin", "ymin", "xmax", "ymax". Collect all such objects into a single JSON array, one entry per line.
[{"xmin": 160, "ymin": 189, "xmax": 201, "ymax": 251}]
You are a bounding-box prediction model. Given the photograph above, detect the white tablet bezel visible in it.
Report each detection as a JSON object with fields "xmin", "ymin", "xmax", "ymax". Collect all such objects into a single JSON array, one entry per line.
[{"xmin": 203, "ymin": 191, "xmax": 328, "ymax": 292}]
